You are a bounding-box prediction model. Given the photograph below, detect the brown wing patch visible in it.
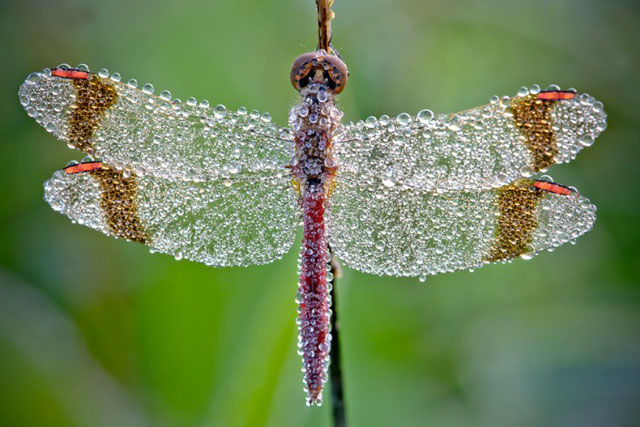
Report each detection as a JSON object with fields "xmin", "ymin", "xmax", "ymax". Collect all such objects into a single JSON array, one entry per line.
[
  {"xmin": 69, "ymin": 75, "xmax": 117, "ymax": 153},
  {"xmin": 89, "ymin": 167, "xmax": 149, "ymax": 244},
  {"xmin": 486, "ymin": 179, "xmax": 544, "ymax": 262},
  {"xmin": 509, "ymin": 94, "xmax": 559, "ymax": 171}
]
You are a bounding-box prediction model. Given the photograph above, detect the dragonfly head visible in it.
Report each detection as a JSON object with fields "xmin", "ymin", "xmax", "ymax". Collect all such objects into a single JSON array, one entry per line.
[{"xmin": 290, "ymin": 50, "xmax": 348, "ymax": 95}]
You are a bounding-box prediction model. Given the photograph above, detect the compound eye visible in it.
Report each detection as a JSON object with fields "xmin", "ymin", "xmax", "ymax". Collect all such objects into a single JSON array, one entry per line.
[
  {"xmin": 322, "ymin": 55, "xmax": 348, "ymax": 94},
  {"xmin": 290, "ymin": 52, "xmax": 318, "ymax": 92},
  {"xmin": 290, "ymin": 51, "xmax": 348, "ymax": 94}
]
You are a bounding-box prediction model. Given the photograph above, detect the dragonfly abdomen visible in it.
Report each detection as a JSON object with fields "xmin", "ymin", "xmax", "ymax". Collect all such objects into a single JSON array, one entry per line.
[
  {"xmin": 298, "ymin": 181, "xmax": 331, "ymax": 406},
  {"xmin": 291, "ymin": 91, "xmax": 340, "ymax": 406}
]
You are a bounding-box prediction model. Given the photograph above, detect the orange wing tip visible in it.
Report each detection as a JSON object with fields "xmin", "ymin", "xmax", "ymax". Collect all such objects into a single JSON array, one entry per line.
[
  {"xmin": 533, "ymin": 180, "xmax": 573, "ymax": 195},
  {"xmin": 537, "ymin": 90, "xmax": 576, "ymax": 101},
  {"xmin": 64, "ymin": 162, "xmax": 103, "ymax": 174},
  {"xmin": 51, "ymin": 68, "xmax": 90, "ymax": 80}
]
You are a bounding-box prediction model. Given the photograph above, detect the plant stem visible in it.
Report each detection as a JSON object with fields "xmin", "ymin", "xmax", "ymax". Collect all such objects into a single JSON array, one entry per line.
[
  {"xmin": 329, "ymin": 250, "xmax": 346, "ymax": 427},
  {"xmin": 316, "ymin": 0, "xmax": 334, "ymax": 52}
]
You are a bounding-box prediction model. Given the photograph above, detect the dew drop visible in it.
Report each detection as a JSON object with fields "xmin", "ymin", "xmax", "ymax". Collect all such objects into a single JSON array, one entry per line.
[
  {"xmin": 417, "ymin": 109, "xmax": 434, "ymax": 124},
  {"xmin": 396, "ymin": 112, "xmax": 411, "ymax": 126},
  {"xmin": 25, "ymin": 72, "xmax": 41, "ymax": 85},
  {"xmin": 365, "ymin": 116, "xmax": 377, "ymax": 128},
  {"xmin": 578, "ymin": 135, "xmax": 594, "ymax": 147},
  {"xmin": 214, "ymin": 104, "xmax": 227, "ymax": 118},
  {"xmin": 520, "ymin": 250, "xmax": 535, "ymax": 260}
]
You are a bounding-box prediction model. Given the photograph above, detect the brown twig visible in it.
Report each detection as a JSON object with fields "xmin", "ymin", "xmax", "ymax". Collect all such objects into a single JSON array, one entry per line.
[
  {"xmin": 329, "ymin": 248, "xmax": 346, "ymax": 427},
  {"xmin": 316, "ymin": 0, "xmax": 335, "ymax": 52}
]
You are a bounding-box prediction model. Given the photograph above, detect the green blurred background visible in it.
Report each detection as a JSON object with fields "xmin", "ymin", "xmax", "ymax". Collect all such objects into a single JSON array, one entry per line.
[{"xmin": 1, "ymin": 0, "xmax": 639, "ymax": 426}]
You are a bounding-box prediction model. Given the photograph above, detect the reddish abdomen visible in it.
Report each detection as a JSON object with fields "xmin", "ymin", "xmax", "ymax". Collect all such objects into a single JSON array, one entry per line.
[{"xmin": 297, "ymin": 183, "xmax": 331, "ymax": 406}]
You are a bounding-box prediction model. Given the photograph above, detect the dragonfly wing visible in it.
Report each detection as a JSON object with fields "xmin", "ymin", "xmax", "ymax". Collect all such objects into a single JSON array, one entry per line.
[
  {"xmin": 334, "ymin": 87, "xmax": 606, "ymax": 192},
  {"xmin": 327, "ymin": 178, "xmax": 596, "ymax": 277},
  {"xmin": 20, "ymin": 68, "xmax": 294, "ymax": 181},
  {"xmin": 44, "ymin": 163, "xmax": 299, "ymax": 267}
]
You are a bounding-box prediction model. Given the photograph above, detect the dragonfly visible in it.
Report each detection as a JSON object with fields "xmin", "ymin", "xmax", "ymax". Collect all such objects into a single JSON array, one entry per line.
[{"xmin": 18, "ymin": 6, "xmax": 606, "ymax": 408}]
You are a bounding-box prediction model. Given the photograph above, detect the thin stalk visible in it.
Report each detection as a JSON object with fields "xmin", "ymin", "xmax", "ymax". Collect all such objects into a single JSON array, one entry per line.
[
  {"xmin": 329, "ymin": 250, "xmax": 346, "ymax": 427},
  {"xmin": 316, "ymin": 0, "xmax": 334, "ymax": 52},
  {"xmin": 318, "ymin": 1, "xmax": 345, "ymax": 424}
]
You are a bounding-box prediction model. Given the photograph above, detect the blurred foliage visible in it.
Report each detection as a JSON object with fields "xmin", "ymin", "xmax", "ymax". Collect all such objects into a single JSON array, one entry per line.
[{"xmin": 1, "ymin": 0, "xmax": 639, "ymax": 426}]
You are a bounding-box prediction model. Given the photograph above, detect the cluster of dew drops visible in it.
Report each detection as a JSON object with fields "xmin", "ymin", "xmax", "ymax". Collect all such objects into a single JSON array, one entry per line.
[
  {"xmin": 333, "ymin": 83, "xmax": 606, "ymax": 194},
  {"xmin": 25, "ymin": 64, "xmax": 302, "ymax": 268},
  {"xmin": 328, "ymin": 172, "xmax": 596, "ymax": 282},
  {"xmin": 326, "ymin": 83, "xmax": 604, "ymax": 282},
  {"xmin": 20, "ymin": 63, "xmax": 295, "ymax": 183},
  {"xmin": 295, "ymin": 251, "xmax": 335, "ymax": 406}
]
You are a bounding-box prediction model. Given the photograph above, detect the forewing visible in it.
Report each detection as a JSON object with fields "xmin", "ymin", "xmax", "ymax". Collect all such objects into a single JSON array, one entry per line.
[
  {"xmin": 327, "ymin": 178, "xmax": 596, "ymax": 277},
  {"xmin": 19, "ymin": 67, "xmax": 294, "ymax": 181},
  {"xmin": 44, "ymin": 164, "xmax": 299, "ymax": 267},
  {"xmin": 334, "ymin": 87, "xmax": 606, "ymax": 192}
]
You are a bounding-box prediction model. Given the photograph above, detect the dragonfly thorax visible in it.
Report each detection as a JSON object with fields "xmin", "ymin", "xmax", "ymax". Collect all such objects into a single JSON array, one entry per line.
[
  {"xmin": 290, "ymin": 50, "xmax": 348, "ymax": 94},
  {"xmin": 290, "ymin": 84, "xmax": 342, "ymax": 186}
]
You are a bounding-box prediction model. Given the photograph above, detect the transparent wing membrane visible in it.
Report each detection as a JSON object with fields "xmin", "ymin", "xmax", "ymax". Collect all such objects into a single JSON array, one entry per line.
[
  {"xmin": 44, "ymin": 166, "xmax": 299, "ymax": 267},
  {"xmin": 328, "ymin": 178, "xmax": 596, "ymax": 277},
  {"xmin": 19, "ymin": 67, "xmax": 294, "ymax": 181},
  {"xmin": 25, "ymin": 68, "xmax": 604, "ymax": 278},
  {"xmin": 334, "ymin": 86, "xmax": 606, "ymax": 193}
]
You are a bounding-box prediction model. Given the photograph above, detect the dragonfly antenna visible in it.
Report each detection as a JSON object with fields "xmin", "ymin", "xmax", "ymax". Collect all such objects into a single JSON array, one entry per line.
[{"xmin": 316, "ymin": 0, "xmax": 335, "ymax": 52}]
